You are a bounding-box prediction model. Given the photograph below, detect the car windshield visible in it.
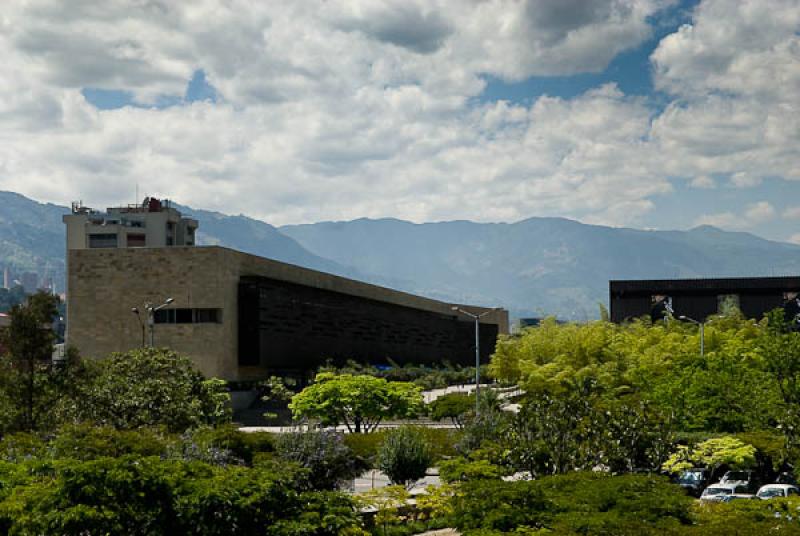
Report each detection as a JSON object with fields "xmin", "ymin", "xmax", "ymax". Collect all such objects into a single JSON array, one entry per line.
[
  {"xmin": 679, "ymin": 471, "xmax": 703, "ymax": 483},
  {"xmin": 704, "ymin": 487, "xmax": 731, "ymax": 496},
  {"xmin": 759, "ymin": 488, "xmax": 785, "ymax": 498},
  {"xmin": 725, "ymin": 472, "xmax": 749, "ymax": 481}
]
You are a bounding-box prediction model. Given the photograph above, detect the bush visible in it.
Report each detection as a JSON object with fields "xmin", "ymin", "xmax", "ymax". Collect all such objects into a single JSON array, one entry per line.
[
  {"xmin": 0, "ymin": 455, "xmax": 364, "ymax": 535},
  {"xmin": 428, "ymin": 393, "xmax": 473, "ymax": 428},
  {"xmin": 0, "ymin": 432, "xmax": 47, "ymax": 462},
  {"xmin": 276, "ymin": 429, "xmax": 365, "ymax": 490},
  {"xmin": 76, "ymin": 347, "xmax": 231, "ymax": 432},
  {"xmin": 377, "ymin": 427, "xmax": 433, "ymax": 487},
  {"xmin": 188, "ymin": 425, "xmax": 274, "ymax": 466},
  {"xmin": 344, "ymin": 428, "xmax": 460, "ymax": 468},
  {"xmin": 50, "ymin": 423, "xmax": 169, "ymax": 460},
  {"xmin": 450, "ymin": 473, "xmax": 694, "ymax": 535}
]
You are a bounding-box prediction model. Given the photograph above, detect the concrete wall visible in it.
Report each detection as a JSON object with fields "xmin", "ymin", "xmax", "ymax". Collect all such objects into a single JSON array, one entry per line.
[{"xmin": 67, "ymin": 246, "xmax": 509, "ymax": 380}]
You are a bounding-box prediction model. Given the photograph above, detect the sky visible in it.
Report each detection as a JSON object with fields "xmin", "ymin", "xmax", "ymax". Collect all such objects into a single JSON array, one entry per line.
[{"xmin": 0, "ymin": 0, "xmax": 798, "ymax": 244}]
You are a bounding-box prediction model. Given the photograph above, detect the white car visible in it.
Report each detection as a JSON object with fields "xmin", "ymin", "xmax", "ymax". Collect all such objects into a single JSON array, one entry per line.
[
  {"xmin": 700, "ymin": 483, "xmax": 752, "ymax": 502},
  {"xmin": 757, "ymin": 484, "xmax": 800, "ymax": 499}
]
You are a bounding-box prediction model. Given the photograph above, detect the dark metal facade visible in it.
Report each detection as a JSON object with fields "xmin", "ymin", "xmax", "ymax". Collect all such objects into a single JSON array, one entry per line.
[
  {"xmin": 238, "ymin": 276, "xmax": 498, "ymax": 374},
  {"xmin": 610, "ymin": 276, "xmax": 800, "ymax": 323}
]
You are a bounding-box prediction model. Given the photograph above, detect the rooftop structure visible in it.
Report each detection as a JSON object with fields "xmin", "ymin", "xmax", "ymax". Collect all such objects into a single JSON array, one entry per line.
[{"xmin": 63, "ymin": 197, "xmax": 198, "ymax": 250}]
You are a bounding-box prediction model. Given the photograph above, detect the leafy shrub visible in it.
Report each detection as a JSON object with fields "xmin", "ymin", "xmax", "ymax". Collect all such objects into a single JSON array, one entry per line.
[
  {"xmin": 76, "ymin": 348, "xmax": 231, "ymax": 432},
  {"xmin": 275, "ymin": 429, "xmax": 365, "ymax": 490},
  {"xmin": 428, "ymin": 393, "xmax": 473, "ymax": 428},
  {"xmin": 377, "ymin": 426, "xmax": 433, "ymax": 487},
  {"xmin": 50, "ymin": 423, "xmax": 169, "ymax": 460},
  {"xmin": 439, "ymin": 455, "xmax": 508, "ymax": 483},
  {"xmin": 450, "ymin": 472, "xmax": 693, "ymax": 535},
  {"xmin": 345, "ymin": 428, "xmax": 460, "ymax": 468},
  {"xmin": 188, "ymin": 425, "xmax": 274, "ymax": 465},
  {"xmin": 0, "ymin": 432, "xmax": 47, "ymax": 462},
  {"xmin": 0, "ymin": 455, "xmax": 363, "ymax": 535}
]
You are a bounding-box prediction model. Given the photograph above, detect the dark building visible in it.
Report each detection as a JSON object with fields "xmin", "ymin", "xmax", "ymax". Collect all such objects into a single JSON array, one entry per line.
[
  {"xmin": 238, "ymin": 276, "xmax": 500, "ymax": 374},
  {"xmin": 610, "ymin": 276, "xmax": 800, "ymax": 324}
]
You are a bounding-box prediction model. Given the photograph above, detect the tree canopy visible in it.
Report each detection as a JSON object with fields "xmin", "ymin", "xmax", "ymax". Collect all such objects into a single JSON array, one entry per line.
[
  {"xmin": 289, "ymin": 373, "xmax": 424, "ymax": 433},
  {"xmin": 76, "ymin": 347, "xmax": 231, "ymax": 432}
]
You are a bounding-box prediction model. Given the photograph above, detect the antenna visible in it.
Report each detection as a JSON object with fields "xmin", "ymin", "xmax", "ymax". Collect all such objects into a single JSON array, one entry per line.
[{"xmin": 136, "ymin": 183, "xmax": 139, "ymax": 204}]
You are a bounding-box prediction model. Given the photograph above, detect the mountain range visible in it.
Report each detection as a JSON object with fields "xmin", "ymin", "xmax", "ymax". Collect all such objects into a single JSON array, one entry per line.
[{"xmin": 2, "ymin": 190, "xmax": 799, "ymax": 319}]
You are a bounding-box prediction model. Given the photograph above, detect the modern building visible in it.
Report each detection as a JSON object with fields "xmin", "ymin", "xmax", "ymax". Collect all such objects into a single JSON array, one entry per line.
[
  {"xmin": 610, "ymin": 276, "xmax": 800, "ymax": 324},
  {"xmin": 65, "ymin": 204, "xmax": 508, "ymax": 381},
  {"xmin": 63, "ymin": 197, "xmax": 198, "ymax": 250}
]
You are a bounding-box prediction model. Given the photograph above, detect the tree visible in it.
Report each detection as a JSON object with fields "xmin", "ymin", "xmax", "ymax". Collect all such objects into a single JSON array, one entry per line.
[
  {"xmin": 662, "ymin": 436, "xmax": 757, "ymax": 481},
  {"xmin": 275, "ymin": 429, "xmax": 364, "ymax": 490},
  {"xmin": 77, "ymin": 347, "xmax": 231, "ymax": 432},
  {"xmin": 289, "ymin": 373, "xmax": 424, "ymax": 433},
  {"xmin": 377, "ymin": 426, "xmax": 433, "ymax": 488},
  {"xmin": 508, "ymin": 393, "xmax": 600, "ymax": 477},
  {"xmin": 0, "ymin": 292, "xmax": 86, "ymax": 432},
  {"xmin": 428, "ymin": 392, "xmax": 473, "ymax": 429}
]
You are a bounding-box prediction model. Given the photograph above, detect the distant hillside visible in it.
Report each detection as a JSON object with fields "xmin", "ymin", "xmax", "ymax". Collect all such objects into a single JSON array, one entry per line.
[
  {"xmin": 0, "ymin": 191, "xmax": 66, "ymax": 290},
  {"xmin": 280, "ymin": 217, "xmax": 800, "ymax": 319},
  {"xmin": 2, "ymin": 191, "xmax": 798, "ymax": 320}
]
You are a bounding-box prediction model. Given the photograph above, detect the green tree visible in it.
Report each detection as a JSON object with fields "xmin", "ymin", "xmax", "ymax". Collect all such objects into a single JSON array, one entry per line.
[
  {"xmin": 663, "ymin": 436, "xmax": 757, "ymax": 481},
  {"xmin": 377, "ymin": 426, "xmax": 433, "ymax": 488},
  {"xmin": 428, "ymin": 392, "xmax": 473, "ymax": 429},
  {"xmin": 508, "ymin": 392, "xmax": 601, "ymax": 477},
  {"xmin": 0, "ymin": 292, "xmax": 86, "ymax": 432},
  {"xmin": 289, "ymin": 373, "xmax": 424, "ymax": 433},
  {"xmin": 77, "ymin": 347, "xmax": 230, "ymax": 432}
]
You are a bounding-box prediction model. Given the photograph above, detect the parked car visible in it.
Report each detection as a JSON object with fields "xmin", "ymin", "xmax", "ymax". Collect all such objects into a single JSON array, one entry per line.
[
  {"xmin": 719, "ymin": 470, "xmax": 760, "ymax": 492},
  {"xmin": 677, "ymin": 468, "xmax": 710, "ymax": 497},
  {"xmin": 700, "ymin": 483, "xmax": 753, "ymax": 502},
  {"xmin": 717, "ymin": 494, "xmax": 758, "ymax": 502},
  {"xmin": 757, "ymin": 484, "xmax": 800, "ymax": 499}
]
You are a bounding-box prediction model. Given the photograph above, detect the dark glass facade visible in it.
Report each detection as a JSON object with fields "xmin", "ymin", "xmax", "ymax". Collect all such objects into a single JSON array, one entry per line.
[
  {"xmin": 610, "ymin": 276, "xmax": 800, "ymax": 325},
  {"xmin": 238, "ymin": 276, "xmax": 498, "ymax": 374}
]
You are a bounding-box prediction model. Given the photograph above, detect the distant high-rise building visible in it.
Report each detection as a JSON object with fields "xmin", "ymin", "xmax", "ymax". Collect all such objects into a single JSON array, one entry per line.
[{"xmin": 2, "ymin": 266, "xmax": 9, "ymax": 289}]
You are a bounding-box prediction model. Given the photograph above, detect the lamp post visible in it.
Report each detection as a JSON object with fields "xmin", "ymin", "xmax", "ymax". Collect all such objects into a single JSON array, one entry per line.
[
  {"xmin": 145, "ymin": 297, "xmax": 173, "ymax": 348},
  {"xmin": 679, "ymin": 315, "xmax": 705, "ymax": 358},
  {"xmin": 131, "ymin": 307, "xmax": 145, "ymax": 347},
  {"xmin": 452, "ymin": 306, "xmax": 495, "ymax": 416}
]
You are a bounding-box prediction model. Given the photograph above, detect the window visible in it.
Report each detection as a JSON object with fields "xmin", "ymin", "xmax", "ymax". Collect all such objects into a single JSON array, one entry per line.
[
  {"xmin": 717, "ymin": 294, "xmax": 740, "ymax": 313},
  {"xmin": 195, "ymin": 308, "xmax": 220, "ymax": 323},
  {"xmin": 127, "ymin": 233, "xmax": 146, "ymax": 247},
  {"xmin": 153, "ymin": 308, "xmax": 222, "ymax": 324},
  {"xmin": 88, "ymin": 233, "xmax": 118, "ymax": 248}
]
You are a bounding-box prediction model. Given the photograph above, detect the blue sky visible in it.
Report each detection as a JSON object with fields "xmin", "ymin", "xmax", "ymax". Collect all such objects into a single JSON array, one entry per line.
[{"xmin": 2, "ymin": 0, "xmax": 799, "ymax": 244}]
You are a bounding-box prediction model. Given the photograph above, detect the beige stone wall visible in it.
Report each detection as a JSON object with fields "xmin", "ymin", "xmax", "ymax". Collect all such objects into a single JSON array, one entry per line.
[
  {"xmin": 67, "ymin": 247, "xmax": 238, "ymax": 379},
  {"xmin": 67, "ymin": 246, "xmax": 509, "ymax": 381}
]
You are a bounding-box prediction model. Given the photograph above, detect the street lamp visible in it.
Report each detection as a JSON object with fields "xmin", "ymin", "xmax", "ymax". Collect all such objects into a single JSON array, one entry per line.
[
  {"xmin": 131, "ymin": 307, "xmax": 145, "ymax": 347},
  {"xmin": 679, "ymin": 315, "xmax": 705, "ymax": 358},
  {"xmin": 452, "ymin": 306, "xmax": 495, "ymax": 416},
  {"xmin": 145, "ymin": 297, "xmax": 173, "ymax": 348}
]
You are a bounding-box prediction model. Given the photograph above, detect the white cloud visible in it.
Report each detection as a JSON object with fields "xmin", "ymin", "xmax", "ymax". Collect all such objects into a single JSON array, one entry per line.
[
  {"xmin": 789, "ymin": 234, "xmax": 800, "ymax": 245},
  {"xmin": 695, "ymin": 201, "xmax": 776, "ymax": 230},
  {"xmin": 0, "ymin": 0, "xmax": 796, "ymax": 236},
  {"xmin": 744, "ymin": 201, "xmax": 776, "ymax": 223},
  {"xmin": 782, "ymin": 206, "xmax": 800, "ymax": 220},
  {"xmin": 689, "ymin": 175, "xmax": 715, "ymax": 189}
]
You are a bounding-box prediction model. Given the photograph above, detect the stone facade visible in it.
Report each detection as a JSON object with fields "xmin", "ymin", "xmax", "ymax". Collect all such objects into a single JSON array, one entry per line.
[{"xmin": 67, "ymin": 246, "xmax": 508, "ymax": 380}]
